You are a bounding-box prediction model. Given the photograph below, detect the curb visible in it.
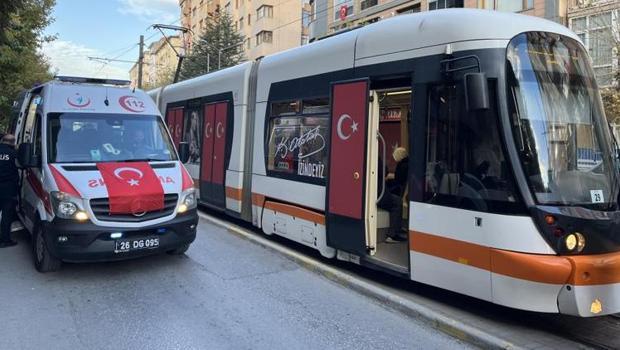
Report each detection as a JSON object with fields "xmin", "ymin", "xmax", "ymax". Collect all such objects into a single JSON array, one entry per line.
[{"xmin": 198, "ymin": 212, "xmax": 521, "ymax": 350}]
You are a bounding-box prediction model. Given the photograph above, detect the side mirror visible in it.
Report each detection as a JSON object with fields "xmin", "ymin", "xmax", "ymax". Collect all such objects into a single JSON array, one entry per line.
[
  {"xmin": 464, "ymin": 73, "xmax": 490, "ymax": 111},
  {"xmin": 178, "ymin": 142, "xmax": 190, "ymax": 164},
  {"xmin": 17, "ymin": 143, "xmax": 40, "ymax": 168}
]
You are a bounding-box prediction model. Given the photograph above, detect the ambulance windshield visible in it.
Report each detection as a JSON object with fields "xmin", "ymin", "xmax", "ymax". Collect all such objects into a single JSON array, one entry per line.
[{"xmin": 48, "ymin": 113, "xmax": 177, "ymax": 163}]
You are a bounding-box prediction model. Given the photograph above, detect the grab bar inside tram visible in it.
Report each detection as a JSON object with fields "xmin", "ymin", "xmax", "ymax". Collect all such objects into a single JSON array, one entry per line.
[{"xmin": 377, "ymin": 131, "xmax": 386, "ymax": 203}]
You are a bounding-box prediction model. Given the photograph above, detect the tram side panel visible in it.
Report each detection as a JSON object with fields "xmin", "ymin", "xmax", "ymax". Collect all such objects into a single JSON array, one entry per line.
[
  {"xmin": 155, "ymin": 63, "xmax": 253, "ymax": 216},
  {"xmin": 249, "ymin": 33, "xmax": 357, "ymax": 256}
]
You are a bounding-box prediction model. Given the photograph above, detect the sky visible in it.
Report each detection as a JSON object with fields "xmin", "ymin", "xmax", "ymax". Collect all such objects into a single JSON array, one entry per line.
[{"xmin": 42, "ymin": 0, "xmax": 181, "ymax": 80}]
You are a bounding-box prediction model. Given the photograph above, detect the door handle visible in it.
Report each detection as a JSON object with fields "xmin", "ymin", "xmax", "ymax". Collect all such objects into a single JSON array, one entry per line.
[{"xmin": 353, "ymin": 172, "xmax": 360, "ymax": 180}]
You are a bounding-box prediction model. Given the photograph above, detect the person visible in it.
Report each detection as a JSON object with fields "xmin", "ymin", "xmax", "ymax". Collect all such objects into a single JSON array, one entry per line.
[
  {"xmin": 0, "ymin": 134, "xmax": 18, "ymax": 247},
  {"xmin": 388, "ymin": 147, "xmax": 409, "ymax": 197},
  {"xmin": 128, "ymin": 129, "xmax": 153, "ymax": 158},
  {"xmin": 377, "ymin": 156, "xmax": 406, "ymax": 243}
]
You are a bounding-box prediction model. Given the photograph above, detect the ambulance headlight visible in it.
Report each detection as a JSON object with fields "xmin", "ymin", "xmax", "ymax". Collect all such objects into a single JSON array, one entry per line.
[
  {"xmin": 58, "ymin": 201, "xmax": 77, "ymax": 216},
  {"xmin": 178, "ymin": 189, "xmax": 197, "ymax": 213},
  {"xmin": 51, "ymin": 191, "xmax": 83, "ymax": 220}
]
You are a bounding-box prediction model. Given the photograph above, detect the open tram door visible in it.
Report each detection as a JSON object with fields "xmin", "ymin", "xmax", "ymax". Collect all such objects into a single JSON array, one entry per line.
[{"xmin": 326, "ymin": 79, "xmax": 379, "ymax": 256}]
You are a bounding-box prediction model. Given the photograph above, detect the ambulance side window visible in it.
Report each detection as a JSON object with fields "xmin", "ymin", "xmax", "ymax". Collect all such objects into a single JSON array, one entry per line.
[
  {"xmin": 32, "ymin": 115, "xmax": 42, "ymax": 159},
  {"xmin": 21, "ymin": 94, "xmax": 40, "ymax": 144}
]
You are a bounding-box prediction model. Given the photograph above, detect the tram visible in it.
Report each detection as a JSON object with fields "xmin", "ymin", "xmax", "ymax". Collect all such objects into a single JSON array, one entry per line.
[{"xmin": 149, "ymin": 9, "xmax": 620, "ymax": 317}]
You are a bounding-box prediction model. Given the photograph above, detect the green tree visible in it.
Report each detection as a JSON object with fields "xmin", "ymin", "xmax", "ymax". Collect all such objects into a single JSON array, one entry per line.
[
  {"xmin": 180, "ymin": 11, "xmax": 244, "ymax": 80},
  {"xmin": 143, "ymin": 66, "xmax": 175, "ymax": 91},
  {"xmin": 0, "ymin": 0, "xmax": 55, "ymax": 131}
]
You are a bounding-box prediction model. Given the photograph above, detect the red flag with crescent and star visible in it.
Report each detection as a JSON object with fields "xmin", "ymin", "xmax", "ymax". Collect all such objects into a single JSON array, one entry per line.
[{"xmin": 96, "ymin": 162, "xmax": 164, "ymax": 215}]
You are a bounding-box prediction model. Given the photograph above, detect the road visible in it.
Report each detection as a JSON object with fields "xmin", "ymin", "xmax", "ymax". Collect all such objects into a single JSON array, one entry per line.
[{"xmin": 0, "ymin": 216, "xmax": 471, "ymax": 350}]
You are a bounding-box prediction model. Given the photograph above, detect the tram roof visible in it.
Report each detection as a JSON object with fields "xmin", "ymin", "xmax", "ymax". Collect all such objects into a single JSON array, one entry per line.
[{"xmin": 156, "ymin": 9, "xmax": 579, "ymax": 102}]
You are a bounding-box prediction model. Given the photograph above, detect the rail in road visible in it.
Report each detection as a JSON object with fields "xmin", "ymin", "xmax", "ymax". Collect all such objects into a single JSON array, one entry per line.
[{"xmin": 198, "ymin": 208, "xmax": 620, "ymax": 350}]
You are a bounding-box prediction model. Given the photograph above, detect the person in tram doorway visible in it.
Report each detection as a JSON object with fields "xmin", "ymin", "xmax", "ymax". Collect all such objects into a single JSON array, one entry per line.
[
  {"xmin": 377, "ymin": 155, "xmax": 406, "ymax": 243},
  {"xmin": 0, "ymin": 134, "xmax": 19, "ymax": 248},
  {"xmin": 387, "ymin": 147, "xmax": 409, "ymax": 197}
]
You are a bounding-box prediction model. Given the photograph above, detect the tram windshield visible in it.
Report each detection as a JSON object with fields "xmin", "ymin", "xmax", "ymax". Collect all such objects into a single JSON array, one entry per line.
[{"xmin": 507, "ymin": 32, "xmax": 619, "ymax": 208}]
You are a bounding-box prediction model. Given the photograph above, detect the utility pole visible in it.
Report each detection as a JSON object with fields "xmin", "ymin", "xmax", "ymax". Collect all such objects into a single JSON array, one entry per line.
[{"xmin": 137, "ymin": 35, "xmax": 144, "ymax": 89}]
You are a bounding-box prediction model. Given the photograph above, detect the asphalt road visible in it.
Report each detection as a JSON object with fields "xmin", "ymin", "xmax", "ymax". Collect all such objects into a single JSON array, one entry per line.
[{"xmin": 0, "ymin": 217, "xmax": 472, "ymax": 350}]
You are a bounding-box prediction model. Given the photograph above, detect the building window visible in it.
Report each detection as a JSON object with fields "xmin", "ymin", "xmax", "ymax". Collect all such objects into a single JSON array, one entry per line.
[
  {"xmin": 257, "ymin": 5, "xmax": 273, "ymax": 19},
  {"xmin": 239, "ymin": 17, "xmax": 244, "ymax": 29},
  {"xmin": 248, "ymin": 14, "xmax": 251, "ymax": 25},
  {"xmin": 235, "ymin": 0, "xmax": 238, "ymax": 8},
  {"xmin": 429, "ymin": 0, "xmax": 463, "ymax": 10},
  {"xmin": 334, "ymin": 0, "xmax": 353, "ymax": 21},
  {"xmin": 245, "ymin": 38, "xmax": 251, "ymax": 49},
  {"xmin": 266, "ymin": 98, "xmax": 330, "ymax": 183},
  {"xmin": 360, "ymin": 0, "xmax": 378, "ymax": 11},
  {"xmin": 397, "ymin": 4, "xmax": 421, "ymax": 14},
  {"xmin": 570, "ymin": 11, "xmax": 615, "ymax": 87},
  {"xmin": 256, "ymin": 30, "xmax": 273, "ymax": 45},
  {"xmin": 477, "ymin": 0, "xmax": 532, "ymax": 11}
]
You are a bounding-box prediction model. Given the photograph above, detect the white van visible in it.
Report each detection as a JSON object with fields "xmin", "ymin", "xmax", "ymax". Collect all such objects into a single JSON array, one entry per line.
[{"xmin": 12, "ymin": 76, "xmax": 198, "ymax": 272}]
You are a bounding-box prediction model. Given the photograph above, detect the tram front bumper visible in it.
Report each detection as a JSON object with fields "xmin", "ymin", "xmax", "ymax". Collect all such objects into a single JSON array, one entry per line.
[{"xmin": 557, "ymin": 252, "xmax": 620, "ymax": 317}]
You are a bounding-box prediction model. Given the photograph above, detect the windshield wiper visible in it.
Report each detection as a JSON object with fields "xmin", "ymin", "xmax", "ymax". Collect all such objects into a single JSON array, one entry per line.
[{"xmin": 123, "ymin": 158, "xmax": 170, "ymax": 162}]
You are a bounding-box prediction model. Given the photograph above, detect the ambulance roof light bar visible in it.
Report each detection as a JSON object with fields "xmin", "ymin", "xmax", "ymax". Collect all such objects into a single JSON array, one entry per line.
[{"xmin": 54, "ymin": 76, "xmax": 132, "ymax": 86}]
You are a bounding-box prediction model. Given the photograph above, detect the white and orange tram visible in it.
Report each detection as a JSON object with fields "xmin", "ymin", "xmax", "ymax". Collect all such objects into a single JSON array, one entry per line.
[{"xmin": 149, "ymin": 9, "xmax": 620, "ymax": 317}]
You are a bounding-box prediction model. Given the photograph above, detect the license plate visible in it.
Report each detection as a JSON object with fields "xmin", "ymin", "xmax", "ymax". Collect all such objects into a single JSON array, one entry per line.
[{"xmin": 114, "ymin": 237, "xmax": 159, "ymax": 253}]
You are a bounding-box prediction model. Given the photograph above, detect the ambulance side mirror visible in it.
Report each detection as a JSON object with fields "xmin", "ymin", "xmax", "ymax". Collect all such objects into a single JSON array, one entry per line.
[
  {"xmin": 464, "ymin": 73, "xmax": 490, "ymax": 111},
  {"xmin": 178, "ymin": 142, "xmax": 190, "ymax": 164},
  {"xmin": 17, "ymin": 142, "xmax": 40, "ymax": 168}
]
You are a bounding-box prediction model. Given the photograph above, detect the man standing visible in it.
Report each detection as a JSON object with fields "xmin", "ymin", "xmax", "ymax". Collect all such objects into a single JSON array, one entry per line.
[{"xmin": 0, "ymin": 134, "xmax": 18, "ymax": 247}]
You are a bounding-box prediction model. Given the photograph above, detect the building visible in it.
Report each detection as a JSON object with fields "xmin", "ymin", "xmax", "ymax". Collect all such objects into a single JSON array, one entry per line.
[
  {"xmin": 129, "ymin": 36, "xmax": 183, "ymax": 88},
  {"xmin": 567, "ymin": 0, "xmax": 619, "ymax": 87},
  {"xmin": 180, "ymin": 0, "xmax": 310, "ymax": 61},
  {"xmin": 309, "ymin": 0, "xmax": 568, "ymax": 41}
]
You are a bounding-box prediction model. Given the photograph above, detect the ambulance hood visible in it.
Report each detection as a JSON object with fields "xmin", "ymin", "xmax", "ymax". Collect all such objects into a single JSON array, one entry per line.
[{"xmin": 49, "ymin": 162, "xmax": 185, "ymax": 200}]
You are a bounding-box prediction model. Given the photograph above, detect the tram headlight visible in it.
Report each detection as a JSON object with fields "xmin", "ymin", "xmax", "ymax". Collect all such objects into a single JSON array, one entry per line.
[{"xmin": 565, "ymin": 232, "xmax": 586, "ymax": 253}]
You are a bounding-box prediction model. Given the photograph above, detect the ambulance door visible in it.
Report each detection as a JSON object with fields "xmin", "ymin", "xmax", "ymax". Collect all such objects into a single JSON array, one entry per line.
[
  {"xmin": 325, "ymin": 79, "xmax": 376, "ymax": 256},
  {"xmin": 18, "ymin": 95, "xmax": 44, "ymax": 229}
]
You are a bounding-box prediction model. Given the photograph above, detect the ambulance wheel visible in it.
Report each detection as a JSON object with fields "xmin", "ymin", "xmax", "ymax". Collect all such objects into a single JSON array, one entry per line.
[
  {"xmin": 33, "ymin": 225, "xmax": 61, "ymax": 273},
  {"xmin": 167, "ymin": 243, "xmax": 190, "ymax": 255}
]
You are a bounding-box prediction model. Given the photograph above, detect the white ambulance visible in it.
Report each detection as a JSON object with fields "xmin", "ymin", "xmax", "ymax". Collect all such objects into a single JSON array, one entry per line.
[{"xmin": 12, "ymin": 76, "xmax": 198, "ymax": 272}]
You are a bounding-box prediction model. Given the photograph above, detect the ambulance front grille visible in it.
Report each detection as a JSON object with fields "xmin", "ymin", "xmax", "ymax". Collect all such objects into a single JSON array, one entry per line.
[{"xmin": 89, "ymin": 194, "xmax": 179, "ymax": 222}]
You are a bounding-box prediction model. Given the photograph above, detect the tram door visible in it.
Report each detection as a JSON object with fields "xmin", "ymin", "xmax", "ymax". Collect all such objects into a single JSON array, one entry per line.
[
  {"xmin": 200, "ymin": 102, "xmax": 228, "ymax": 208},
  {"xmin": 326, "ymin": 79, "xmax": 377, "ymax": 256},
  {"xmin": 166, "ymin": 107, "xmax": 184, "ymax": 149}
]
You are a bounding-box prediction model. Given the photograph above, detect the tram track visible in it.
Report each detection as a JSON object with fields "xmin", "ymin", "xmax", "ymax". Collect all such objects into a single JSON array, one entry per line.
[{"xmin": 199, "ymin": 207, "xmax": 620, "ymax": 350}]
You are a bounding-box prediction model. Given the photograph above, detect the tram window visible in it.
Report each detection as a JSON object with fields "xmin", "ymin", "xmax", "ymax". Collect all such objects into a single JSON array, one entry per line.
[
  {"xmin": 266, "ymin": 98, "xmax": 330, "ymax": 183},
  {"xmin": 184, "ymin": 109, "xmax": 202, "ymax": 164},
  {"xmin": 424, "ymin": 82, "xmax": 522, "ymax": 214}
]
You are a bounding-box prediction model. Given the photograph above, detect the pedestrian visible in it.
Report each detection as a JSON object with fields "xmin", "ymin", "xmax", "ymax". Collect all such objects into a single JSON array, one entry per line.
[{"xmin": 0, "ymin": 134, "xmax": 18, "ymax": 247}]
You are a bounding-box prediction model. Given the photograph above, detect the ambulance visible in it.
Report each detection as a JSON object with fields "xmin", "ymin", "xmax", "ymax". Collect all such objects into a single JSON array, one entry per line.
[{"xmin": 12, "ymin": 76, "xmax": 198, "ymax": 272}]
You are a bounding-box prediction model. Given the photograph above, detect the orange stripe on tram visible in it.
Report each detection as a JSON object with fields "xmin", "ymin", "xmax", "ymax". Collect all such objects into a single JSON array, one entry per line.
[
  {"xmin": 225, "ymin": 187, "xmax": 242, "ymax": 201},
  {"xmin": 409, "ymin": 231, "xmax": 574, "ymax": 285},
  {"xmin": 251, "ymin": 193, "xmax": 265, "ymax": 207},
  {"xmin": 263, "ymin": 201, "xmax": 325, "ymax": 225}
]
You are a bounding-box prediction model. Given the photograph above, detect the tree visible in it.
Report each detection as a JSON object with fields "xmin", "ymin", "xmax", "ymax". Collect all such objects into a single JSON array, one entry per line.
[
  {"xmin": 143, "ymin": 66, "xmax": 175, "ymax": 91},
  {"xmin": 180, "ymin": 11, "xmax": 245, "ymax": 81},
  {"xmin": 0, "ymin": 0, "xmax": 56, "ymax": 131}
]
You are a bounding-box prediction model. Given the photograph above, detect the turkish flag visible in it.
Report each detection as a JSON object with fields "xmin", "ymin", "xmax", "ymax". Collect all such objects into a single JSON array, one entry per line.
[{"xmin": 96, "ymin": 162, "xmax": 165, "ymax": 215}]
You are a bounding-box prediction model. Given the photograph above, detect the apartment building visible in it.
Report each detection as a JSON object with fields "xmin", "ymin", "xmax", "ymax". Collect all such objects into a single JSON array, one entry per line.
[
  {"xmin": 309, "ymin": 0, "xmax": 568, "ymax": 41},
  {"xmin": 180, "ymin": 0, "xmax": 310, "ymax": 61},
  {"xmin": 567, "ymin": 0, "xmax": 619, "ymax": 87},
  {"xmin": 129, "ymin": 36, "xmax": 183, "ymax": 88}
]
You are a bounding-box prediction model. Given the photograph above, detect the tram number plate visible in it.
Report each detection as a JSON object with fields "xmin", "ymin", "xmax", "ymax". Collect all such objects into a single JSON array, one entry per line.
[{"xmin": 115, "ymin": 237, "xmax": 159, "ymax": 253}]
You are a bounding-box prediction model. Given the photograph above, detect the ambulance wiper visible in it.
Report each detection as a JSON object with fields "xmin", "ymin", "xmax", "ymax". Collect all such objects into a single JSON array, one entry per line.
[{"xmin": 123, "ymin": 158, "xmax": 167, "ymax": 163}]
